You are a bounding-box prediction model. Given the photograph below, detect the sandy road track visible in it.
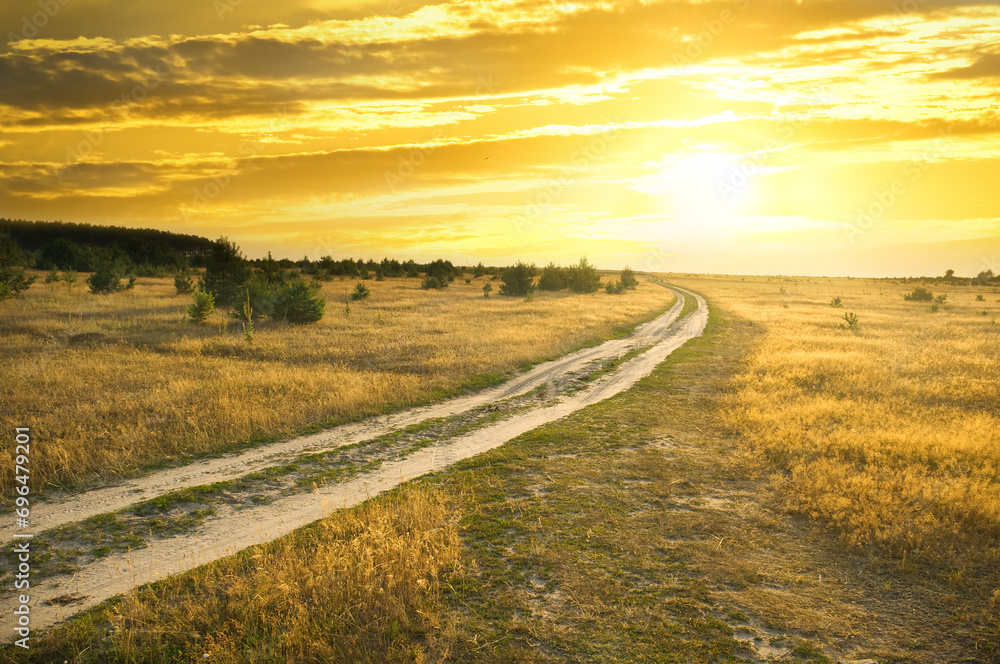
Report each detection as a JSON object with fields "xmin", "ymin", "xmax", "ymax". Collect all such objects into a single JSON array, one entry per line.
[{"xmin": 2, "ymin": 284, "xmax": 708, "ymax": 634}]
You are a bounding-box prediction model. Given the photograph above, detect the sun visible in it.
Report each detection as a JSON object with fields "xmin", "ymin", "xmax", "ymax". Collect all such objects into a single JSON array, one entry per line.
[{"xmin": 635, "ymin": 150, "xmax": 752, "ymax": 225}]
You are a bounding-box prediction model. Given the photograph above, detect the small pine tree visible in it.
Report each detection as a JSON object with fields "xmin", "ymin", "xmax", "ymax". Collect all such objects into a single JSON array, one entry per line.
[
  {"xmin": 565, "ymin": 257, "xmax": 600, "ymax": 294},
  {"xmin": 87, "ymin": 263, "xmax": 126, "ymax": 294},
  {"xmin": 274, "ymin": 276, "xmax": 326, "ymax": 323},
  {"xmin": 241, "ymin": 290, "xmax": 254, "ymax": 342},
  {"xmin": 45, "ymin": 267, "xmax": 61, "ymax": 284},
  {"xmin": 482, "ymin": 282, "xmax": 492, "ymax": 298},
  {"xmin": 619, "ymin": 266, "xmax": 638, "ymax": 290},
  {"xmin": 538, "ymin": 262, "xmax": 565, "ymax": 291},
  {"xmin": 605, "ymin": 280, "xmax": 625, "ymax": 294},
  {"xmin": 499, "ymin": 262, "xmax": 537, "ymax": 297},
  {"xmin": 188, "ymin": 290, "xmax": 215, "ymax": 323},
  {"xmin": 175, "ymin": 273, "xmax": 195, "ymax": 295},
  {"xmin": 199, "ymin": 237, "xmax": 252, "ymax": 307},
  {"xmin": 351, "ymin": 281, "xmax": 371, "ymax": 301},
  {"xmin": 62, "ymin": 270, "xmax": 77, "ymax": 285}
]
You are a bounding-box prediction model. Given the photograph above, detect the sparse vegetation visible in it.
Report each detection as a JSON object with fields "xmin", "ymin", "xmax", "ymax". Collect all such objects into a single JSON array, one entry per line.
[
  {"xmin": 0, "ymin": 274, "xmax": 674, "ymax": 495},
  {"xmin": 830, "ymin": 296, "xmax": 842, "ymax": 307},
  {"xmin": 903, "ymin": 286, "xmax": 934, "ymax": 301}
]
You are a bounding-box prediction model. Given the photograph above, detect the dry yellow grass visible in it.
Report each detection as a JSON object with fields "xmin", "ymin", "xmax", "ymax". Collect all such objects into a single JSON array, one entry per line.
[
  {"xmin": 0, "ymin": 273, "xmax": 673, "ymax": 498},
  {"xmin": 671, "ymin": 274, "xmax": 1000, "ymax": 563},
  {"xmin": 36, "ymin": 484, "xmax": 460, "ymax": 663}
]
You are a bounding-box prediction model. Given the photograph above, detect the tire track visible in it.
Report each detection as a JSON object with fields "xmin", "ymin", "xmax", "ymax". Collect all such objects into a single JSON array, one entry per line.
[{"xmin": 1, "ymin": 285, "xmax": 707, "ymax": 635}]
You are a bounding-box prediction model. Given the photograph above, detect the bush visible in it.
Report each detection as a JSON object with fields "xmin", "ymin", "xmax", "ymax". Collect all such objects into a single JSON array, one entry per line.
[
  {"xmin": 87, "ymin": 261, "xmax": 129, "ymax": 294},
  {"xmin": 273, "ymin": 276, "xmax": 326, "ymax": 323},
  {"xmin": 934, "ymin": 294, "xmax": 948, "ymax": 304},
  {"xmin": 903, "ymin": 287, "xmax": 934, "ymax": 302},
  {"xmin": 1, "ymin": 234, "xmax": 36, "ymax": 299},
  {"xmin": 565, "ymin": 257, "xmax": 601, "ymax": 294},
  {"xmin": 421, "ymin": 275, "xmax": 447, "ymax": 290},
  {"xmin": 0, "ymin": 266, "xmax": 35, "ymax": 300},
  {"xmin": 45, "ymin": 267, "xmax": 61, "ymax": 284},
  {"xmin": 605, "ymin": 280, "xmax": 626, "ymax": 294},
  {"xmin": 538, "ymin": 262, "xmax": 565, "ymax": 291},
  {"xmin": 351, "ymin": 282, "xmax": 371, "ymax": 301},
  {"xmin": 830, "ymin": 296, "xmax": 843, "ymax": 308},
  {"xmin": 499, "ymin": 261, "xmax": 537, "ymax": 297},
  {"xmin": 174, "ymin": 273, "xmax": 195, "ymax": 295},
  {"xmin": 976, "ymin": 294, "xmax": 986, "ymax": 302},
  {"xmin": 135, "ymin": 263, "xmax": 168, "ymax": 278},
  {"xmin": 482, "ymin": 282, "xmax": 492, "ymax": 298},
  {"xmin": 423, "ymin": 259, "xmax": 457, "ymax": 286},
  {"xmin": 188, "ymin": 290, "xmax": 215, "ymax": 323},
  {"xmin": 839, "ymin": 312, "xmax": 859, "ymax": 330},
  {"xmin": 620, "ymin": 266, "xmax": 638, "ymax": 290}
]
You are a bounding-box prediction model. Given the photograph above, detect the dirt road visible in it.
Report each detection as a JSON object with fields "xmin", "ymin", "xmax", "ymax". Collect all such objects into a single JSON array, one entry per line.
[{"xmin": 1, "ymin": 283, "xmax": 708, "ymax": 634}]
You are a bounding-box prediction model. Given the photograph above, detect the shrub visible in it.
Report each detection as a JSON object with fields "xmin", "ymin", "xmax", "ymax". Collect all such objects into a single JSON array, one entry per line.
[
  {"xmin": 87, "ymin": 261, "xmax": 129, "ymax": 294},
  {"xmin": 839, "ymin": 312, "xmax": 859, "ymax": 330},
  {"xmin": 605, "ymin": 280, "xmax": 625, "ymax": 294},
  {"xmin": 0, "ymin": 267, "xmax": 35, "ymax": 300},
  {"xmin": 499, "ymin": 261, "xmax": 537, "ymax": 297},
  {"xmin": 903, "ymin": 287, "xmax": 934, "ymax": 302},
  {"xmin": 538, "ymin": 262, "xmax": 565, "ymax": 291},
  {"xmin": 188, "ymin": 290, "xmax": 215, "ymax": 323},
  {"xmin": 0, "ymin": 234, "xmax": 36, "ymax": 299},
  {"xmin": 351, "ymin": 281, "xmax": 371, "ymax": 301},
  {"xmin": 45, "ymin": 267, "xmax": 61, "ymax": 284},
  {"xmin": 976, "ymin": 294, "xmax": 986, "ymax": 301},
  {"xmin": 830, "ymin": 296, "xmax": 843, "ymax": 308},
  {"xmin": 619, "ymin": 266, "xmax": 638, "ymax": 290},
  {"xmin": 934, "ymin": 294, "xmax": 948, "ymax": 304},
  {"xmin": 423, "ymin": 259, "xmax": 457, "ymax": 286},
  {"xmin": 174, "ymin": 273, "xmax": 195, "ymax": 295},
  {"xmin": 421, "ymin": 275, "xmax": 447, "ymax": 290},
  {"xmin": 62, "ymin": 270, "xmax": 77, "ymax": 285},
  {"xmin": 199, "ymin": 238, "xmax": 252, "ymax": 307},
  {"xmin": 565, "ymin": 257, "xmax": 601, "ymax": 294},
  {"xmin": 482, "ymin": 282, "xmax": 492, "ymax": 298},
  {"xmin": 135, "ymin": 263, "xmax": 168, "ymax": 278}
]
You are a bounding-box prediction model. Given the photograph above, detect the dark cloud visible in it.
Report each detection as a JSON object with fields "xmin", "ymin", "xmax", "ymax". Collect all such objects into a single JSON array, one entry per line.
[{"xmin": 931, "ymin": 52, "xmax": 1000, "ymax": 79}]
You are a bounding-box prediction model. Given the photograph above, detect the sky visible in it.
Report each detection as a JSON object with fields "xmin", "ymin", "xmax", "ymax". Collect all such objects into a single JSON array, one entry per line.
[{"xmin": 1, "ymin": 0, "xmax": 999, "ymax": 276}]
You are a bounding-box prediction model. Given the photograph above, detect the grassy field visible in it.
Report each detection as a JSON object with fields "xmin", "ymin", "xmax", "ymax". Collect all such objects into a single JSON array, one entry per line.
[
  {"xmin": 9, "ymin": 274, "xmax": 1000, "ymax": 663},
  {"xmin": 0, "ymin": 273, "xmax": 674, "ymax": 498},
  {"xmin": 673, "ymin": 274, "xmax": 1000, "ymax": 566}
]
